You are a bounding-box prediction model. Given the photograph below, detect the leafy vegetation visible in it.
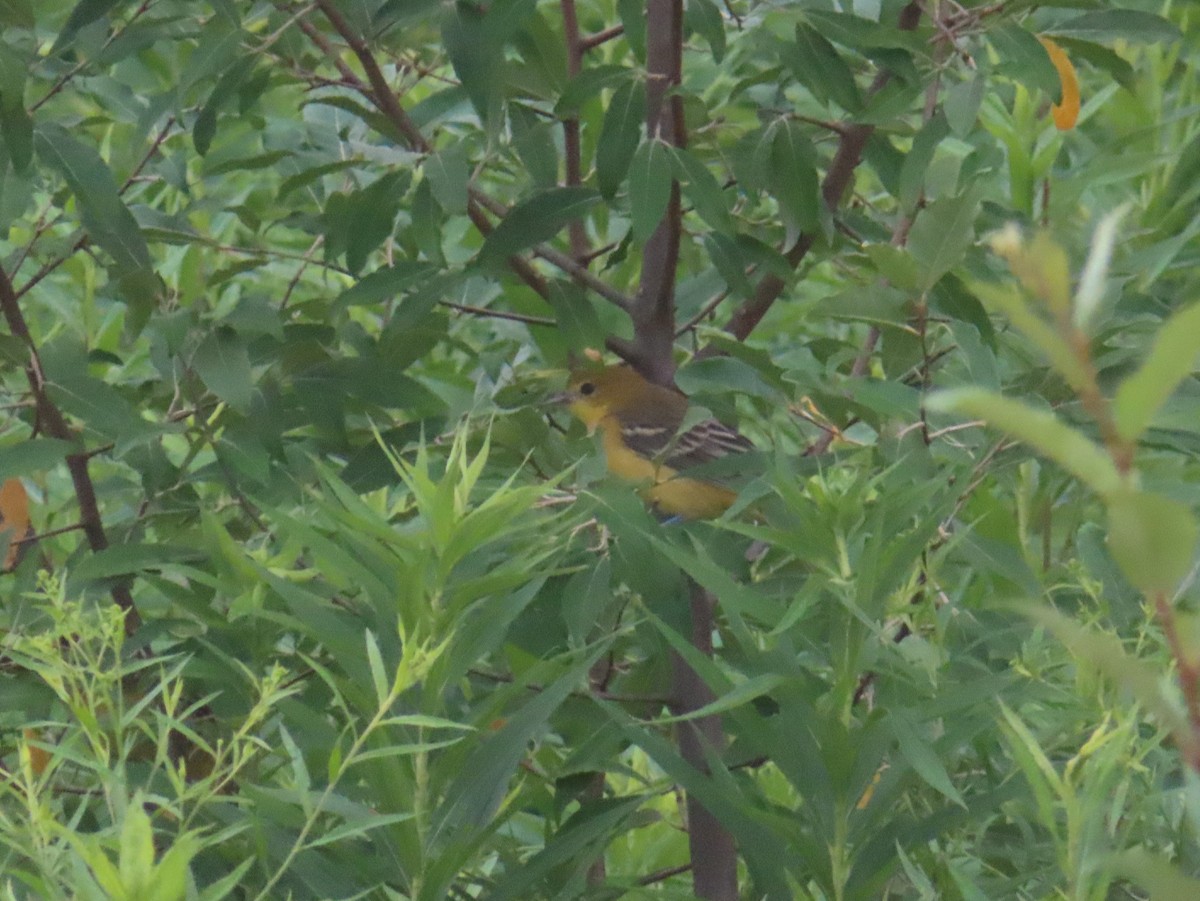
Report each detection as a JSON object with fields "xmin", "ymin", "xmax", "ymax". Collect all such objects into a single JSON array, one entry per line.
[{"xmin": 2, "ymin": 0, "xmax": 1200, "ymax": 898}]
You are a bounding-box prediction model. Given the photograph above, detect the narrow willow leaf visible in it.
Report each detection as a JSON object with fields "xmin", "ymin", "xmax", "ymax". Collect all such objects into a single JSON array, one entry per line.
[
  {"xmin": 1113, "ymin": 303, "xmax": 1200, "ymax": 441},
  {"xmin": 193, "ymin": 328, "xmax": 254, "ymax": 412},
  {"xmin": 785, "ymin": 23, "xmax": 862, "ymax": 112},
  {"xmin": 595, "ymin": 79, "xmax": 644, "ymax": 198},
  {"xmin": 628, "ymin": 139, "xmax": 671, "ymax": 241},
  {"xmin": 970, "ymin": 280, "xmax": 1091, "ymax": 393},
  {"xmin": 1023, "ymin": 604, "xmax": 1189, "ymax": 739},
  {"xmin": 34, "ymin": 124, "xmax": 152, "ymax": 274},
  {"xmin": 997, "ymin": 701, "xmax": 1064, "ymax": 831},
  {"xmin": 1073, "ymin": 205, "xmax": 1127, "ymax": 330},
  {"xmin": 988, "ymin": 23, "xmax": 1062, "ymax": 103},
  {"xmin": 1106, "ymin": 490, "xmax": 1198, "ymax": 594},
  {"xmin": 890, "ymin": 712, "xmax": 966, "ymax": 808},
  {"xmin": 1110, "ymin": 848, "xmax": 1200, "ymax": 901},
  {"xmin": 480, "ymin": 186, "xmax": 600, "ymax": 262},
  {"xmin": 364, "ymin": 630, "xmax": 389, "ymax": 707},
  {"xmin": 908, "ymin": 190, "xmax": 980, "ymax": 290},
  {"xmin": 768, "ymin": 120, "xmax": 819, "ymax": 232},
  {"xmin": 930, "ymin": 388, "xmax": 1122, "ymax": 496},
  {"xmin": 1047, "ymin": 10, "xmax": 1182, "ymax": 44},
  {"xmin": 671, "ymin": 146, "xmax": 733, "ymax": 232}
]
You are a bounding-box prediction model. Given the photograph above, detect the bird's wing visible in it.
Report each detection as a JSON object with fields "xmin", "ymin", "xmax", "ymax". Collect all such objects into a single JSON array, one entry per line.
[
  {"xmin": 664, "ymin": 419, "xmax": 755, "ymax": 470},
  {"xmin": 617, "ymin": 409, "xmax": 752, "ymax": 472}
]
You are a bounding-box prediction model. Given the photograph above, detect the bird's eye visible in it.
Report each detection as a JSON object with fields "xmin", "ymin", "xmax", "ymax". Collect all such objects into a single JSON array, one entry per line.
[{"xmin": 579, "ymin": 382, "xmax": 596, "ymax": 396}]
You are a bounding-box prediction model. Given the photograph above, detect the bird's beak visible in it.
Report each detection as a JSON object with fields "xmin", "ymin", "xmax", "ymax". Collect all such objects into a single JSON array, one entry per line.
[{"xmin": 546, "ymin": 389, "xmax": 574, "ymax": 407}]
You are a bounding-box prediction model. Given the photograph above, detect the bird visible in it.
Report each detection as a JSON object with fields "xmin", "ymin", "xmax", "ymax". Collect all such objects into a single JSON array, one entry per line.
[{"xmin": 553, "ymin": 364, "xmax": 753, "ymax": 520}]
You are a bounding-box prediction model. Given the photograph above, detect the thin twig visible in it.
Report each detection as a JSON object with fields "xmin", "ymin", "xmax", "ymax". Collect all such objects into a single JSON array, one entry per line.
[
  {"xmin": 0, "ymin": 264, "xmax": 140, "ymax": 635},
  {"xmin": 580, "ymin": 24, "xmax": 624, "ymax": 52}
]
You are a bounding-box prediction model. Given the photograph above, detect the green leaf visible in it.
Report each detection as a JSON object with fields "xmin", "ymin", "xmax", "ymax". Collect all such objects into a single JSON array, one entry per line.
[
  {"xmin": 1050, "ymin": 37, "xmax": 1136, "ymax": 93},
  {"xmin": 193, "ymin": 56, "xmax": 256, "ymax": 156},
  {"xmin": 969, "ymin": 280, "xmax": 1091, "ymax": 393},
  {"xmin": 508, "ymin": 104, "xmax": 558, "ymax": 189},
  {"xmin": 685, "ymin": 0, "xmax": 725, "ymax": 62},
  {"xmin": 34, "ymin": 123, "xmax": 152, "ymax": 275},
  {"xmin": 997, "ymin": 701, "xmax": 1064, "ymax": 831},
  {"xmin": 653, "ymin": 674, "xmax": 787, "ymax": 724},
  {"xmin": 1110, "ymin": 848, "xmax": 1200, "ymax": 901},
  {"xmin": 0, "ymin": 101, "xmax": 32, "ymax": 172},
  {"xmin": 944, "ymin": 75, "xmax": 984, "ymax": 137},
  {"xmin": 628, "ymin": 139, "xmax": 672, "ymax": 242},
  {"xmin": 890, "ymin": 711, "xmax": 966, "ymax": 808},
  {"xmin": 1047, "ymin": 10, "xmax": 1182, "ymax": 44},
  {"xmin": 803, "ymin": 10, "xmax": 921, "ymax": 52},
  {"xmin": 50, "ymin": 0, "xmax": 121, "ymax": 54},
  {"xmin": 545, "ymin": 282, "xmax": 604, "ymax": 350},
  {"xmin": 71, "ymin": 543, "xmax": 202, "ymax": 583},
  {"xmin": 670, "ymin": 146, "xmax": 732, "ymax": 232},
  {"xmin": 898, "ymin": 112, "xmax": 948, "ymax": 212},
  {"xmin": 0, "ymin": 0, "xmax": 34, "ymax": 27},
  {"xmin": 193, "ymin": 328, "xmax": 254, "ymax": 412},
  {"xmin": 442, "ymin": 4, "xmax": 501, "ymax": 123},
  {"xmin": 595, "ymin": 79, "xmax": 644, "ymax": 198},
  {"xmin": 1106, "ymin": 490, "xmax": 1198, "ymax": 594},
  {"xmin": 785, "ymin": 24, "xmax": 862, "ymax": 112},
  {"xmin": 1113, "ymin": 303, "xmax": 1200, "ymax": 441},
  {"xmin": 554, "ymin": 64, "xmax": 628, "ymax": 114},
  {"xmin": 1073, "ymin": 204, "xmax": 1126, "ymax": 331},
  {"xmin": 424, "ymin": 144, "xmax": 469, "ymax": 215},
  {"xmin": 0, "ymin": 439, "xmax": 74, "ymax": 479},
  {"xmin": 180, "ymin": 18, "xmax": 244, "ymax": 91},
  {"xmin": 929, "ymin": 388, "xmax": 1123, "ymax": 496},
  {"xmin": 335, "ymin": 262, "xmax": 439, "ymax": 309},
  {"xmin": 704, "ymin": 232, "xmax": 754, "ymax": 298},
  {"xmin": 345, "ymin": 172, "xmax": 406, "ymax": 274},
  {"xmin": 46, "ymin": 372, "xmax": 158, "ymax": 447},
  {"xmin": 480, "ymin": 186, "xmax": 600, "ymax": 262},
  {"xmin": 988, "ymin": 23, "xmax": 1062, "ymax": 103},
  {"xmin": 907, "ymin": 190, "xmax": 980, "ymax": 290},
  {"xmin": 118, "ymin": 802, "xmax": 155, "ymax": 890},
  {"xmin": 1023, "ymin": 604, "xmax": 1188, "ymax": 738},
  {"xmin": 767, "ymin": 120, "xmax": 819, "ymax": 232},
  {"xmin": 616, "ymin": 0, "xmax": 646, "ymax": 59},
  {"xmin": 364, "ymin": 629, "xmax": 389, "ymax": 707}
]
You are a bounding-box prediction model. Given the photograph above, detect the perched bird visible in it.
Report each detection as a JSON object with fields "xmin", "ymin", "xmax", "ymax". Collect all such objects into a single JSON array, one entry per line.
[{"xmin": 554, "ymin": 364, "xmax": 753, "ymax": 520}]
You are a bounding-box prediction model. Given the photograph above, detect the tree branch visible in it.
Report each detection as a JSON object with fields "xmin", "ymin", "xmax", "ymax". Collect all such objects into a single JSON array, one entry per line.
[
  {"xmin": 561, "ymin": 0, "xmax": 589, "ymax": 258},
  {"xmin": 629, "ymin": 0, "xmax": 686, "ymax": 386},
  {"xmin": 715, "ymin": 0, "xmax": 924, "ymax": 346},
  {"xmin": 0, "ymin": 264, "xmax": 141, "ymax": 635},
  {"xmin": 671, "ymin": 582, "xmax": 737, "ymax": 901}
]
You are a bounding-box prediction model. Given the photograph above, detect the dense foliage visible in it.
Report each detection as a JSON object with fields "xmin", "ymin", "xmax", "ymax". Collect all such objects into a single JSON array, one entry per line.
[{"xmin": 2, "ymin": 0, "xmax": 1200, "ymax": 898}]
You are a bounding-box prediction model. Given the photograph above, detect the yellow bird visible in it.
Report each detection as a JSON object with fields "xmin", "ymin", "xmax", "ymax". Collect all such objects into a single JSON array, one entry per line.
[{"xmin": 554, "ymin": 364, "xmax": 753, "ymax": 520}]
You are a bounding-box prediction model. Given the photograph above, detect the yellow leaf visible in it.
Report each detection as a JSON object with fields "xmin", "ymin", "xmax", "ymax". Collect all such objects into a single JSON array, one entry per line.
[
  {"xmin": 0, "ymin": 478, "xmax": 30, "ymax": 571},
  {"xmin": 23, "ymin": 728, "xmax": 51, "ymax": 777},
  {"xmin": 1039, "ymin": 36, "xmax": 1080, "ymax": 131}
]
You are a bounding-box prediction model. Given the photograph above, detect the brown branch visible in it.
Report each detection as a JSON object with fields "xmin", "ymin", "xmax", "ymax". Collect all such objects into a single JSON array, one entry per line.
[
  {"xmin": 470, "ymin": 190, "xmax": 633, "ymax": 311},
  {"xmin": 561, "ymin": 0, "xmax": 589, "ymax": 258},
  {"xmin": 1154, "ymin": 590, "xmax": 1200, "ymax": 772},
  {"xmin": 717, "ymin": 0, "xmax": 924, "ymax": 346},
  {"xmin": 637, "ymin": 863, "xmax": 692, "ymax": 886},
  {"xmin": 627, "ymin": 0, "xmax": 686, "ymax": 386},
  {"xmin": 310, "ymin": 0, "xmax": 430, "ymax": 152},
  {"xmin": 303, "ymin": 2, "xmax": 638, "ymax": 313},
  {"xmin": 441, "ymin": 301, "xmax": 556, "ymax": 327},
  {"xmin": 580, "ymin": 24, "xmax": 624, "ymax": 52},
  {"xmin": 30, "ymin": 0, "xmax": 157, "ymax": 113},
  {"xmin": 671, "ymin": 581, "xmax": 737, "ymax": 901},
  {"xmin": 0, "ymin": 264, "xmax": 140, "ymax": 635},
  {"xmin": 15, "ymin": 117, "xmax": 177, "ymax": 298}
]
